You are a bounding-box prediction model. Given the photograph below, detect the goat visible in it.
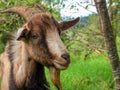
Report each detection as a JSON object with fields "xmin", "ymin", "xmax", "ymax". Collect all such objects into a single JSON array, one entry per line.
[{"xmin": 0, "ymin": 5, "xmax": 79, "ymax": 90}]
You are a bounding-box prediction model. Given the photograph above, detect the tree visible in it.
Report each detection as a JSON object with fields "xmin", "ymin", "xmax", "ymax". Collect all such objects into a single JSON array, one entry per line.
[{"xmin": 94, "ymin": 0, "xmax": 120, "ymax": 90}]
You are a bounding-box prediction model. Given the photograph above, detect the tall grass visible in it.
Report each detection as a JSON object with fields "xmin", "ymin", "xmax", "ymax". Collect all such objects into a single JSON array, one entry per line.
[{"xmin": 45, "ymin": 53, "xmax": 114, "ymax": 90}]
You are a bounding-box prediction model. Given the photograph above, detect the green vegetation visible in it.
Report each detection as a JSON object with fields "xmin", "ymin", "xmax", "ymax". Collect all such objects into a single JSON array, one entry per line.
[{"xmin": 45, "ymin": 53, "xmax": 114, "ymax": 90}]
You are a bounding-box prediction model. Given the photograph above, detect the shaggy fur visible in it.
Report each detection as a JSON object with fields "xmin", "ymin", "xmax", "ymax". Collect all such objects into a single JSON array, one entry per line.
[
  {"xmin": 0, "ymin": 8, "xmax": 79, "ymax": 90},
  {"xmin": 0, "ymin": 31, "xmax": 50, "ymax": 90}
]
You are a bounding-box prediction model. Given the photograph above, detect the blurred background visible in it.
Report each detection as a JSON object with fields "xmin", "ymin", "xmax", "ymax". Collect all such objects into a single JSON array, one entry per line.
[{"xmin": 0, "ymin": 0, "xmax": 120, "ymax": 90}]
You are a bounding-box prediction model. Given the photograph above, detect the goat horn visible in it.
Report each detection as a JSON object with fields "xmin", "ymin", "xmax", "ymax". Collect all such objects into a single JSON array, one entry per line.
[
  {"xmin": 36, "ymin": 4, "xmax": 46, "ymax": 12},
  {"xmin": 1, "ymin": 6, "xmax": 40, "ymax": 21}
]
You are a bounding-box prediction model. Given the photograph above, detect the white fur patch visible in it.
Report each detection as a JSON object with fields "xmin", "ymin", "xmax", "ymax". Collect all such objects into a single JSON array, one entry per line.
[{"xmin": 17, "ymin": 27, "xmax": 25, "ymax": 37}]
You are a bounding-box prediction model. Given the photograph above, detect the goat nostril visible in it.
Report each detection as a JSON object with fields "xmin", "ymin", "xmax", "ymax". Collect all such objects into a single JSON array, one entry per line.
[{"xmin": 61, "ymin": 54, "xmax": 70, "ymax": 62}]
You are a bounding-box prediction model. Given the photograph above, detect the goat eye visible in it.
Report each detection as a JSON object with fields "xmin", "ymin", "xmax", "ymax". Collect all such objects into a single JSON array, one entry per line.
[{"xmin": 32, "ymin": 34, "xmax": 39, "ymax": 39}]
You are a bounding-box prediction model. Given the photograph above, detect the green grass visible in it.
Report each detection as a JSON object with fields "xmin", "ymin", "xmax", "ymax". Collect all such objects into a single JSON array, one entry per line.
[{"xmin": 45, "ymin": 53, "xmax": 114, "ymax": 90}]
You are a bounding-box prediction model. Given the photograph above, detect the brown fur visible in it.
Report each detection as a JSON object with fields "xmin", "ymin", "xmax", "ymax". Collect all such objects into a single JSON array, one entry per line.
[
  {"xmin": 0, "ymin": 10, "xmax": 79, "ymax": 90},
  {"xmin": 0, "ymin": 31, "xmax": 50, "ymax": 90}
]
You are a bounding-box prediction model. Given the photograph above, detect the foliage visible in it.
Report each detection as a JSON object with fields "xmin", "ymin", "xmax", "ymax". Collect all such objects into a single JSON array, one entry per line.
[
  {"xmin": 108, "ymin": 0, "xmax": 120, "ymax": 37},
  {"xmin": 60, "ymin": 0, "xmax": 120, "ymax": 59},
  {"xmin": 61, "ymin": 14, "xmax": 106, "ymax": 60}
]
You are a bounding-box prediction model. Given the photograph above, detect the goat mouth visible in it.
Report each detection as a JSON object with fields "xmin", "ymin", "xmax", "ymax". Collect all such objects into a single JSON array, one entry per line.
[{"xmin": 53, "ymin": 60, "xmax": 69, "ymax": 70}]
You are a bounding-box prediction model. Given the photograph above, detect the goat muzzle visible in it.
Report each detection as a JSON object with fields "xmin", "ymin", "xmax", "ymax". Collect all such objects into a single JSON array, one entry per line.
[
  {"xmin": 52, "ymin": 54, "xmax": 70, "ymax": 70},
  {"xmin": 61, "ymin": 54, "xmax": 70, "ymax": 63}
]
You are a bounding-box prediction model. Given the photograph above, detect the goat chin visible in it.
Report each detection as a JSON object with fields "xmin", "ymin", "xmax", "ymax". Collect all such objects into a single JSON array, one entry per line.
[
  {"xmin": 53, "ymin": 60, "xmax": 68, "ymax": 70},
  {"xmin": 52, "ymin": 57, "xmax": 70, "ymax": 70}
]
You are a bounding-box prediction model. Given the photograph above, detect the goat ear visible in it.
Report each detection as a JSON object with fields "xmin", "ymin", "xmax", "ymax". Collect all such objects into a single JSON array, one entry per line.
[
  {"xmin": 59, "ymin": 17, "xmax": 80, "ymax": 31},
  {"xmin": 16, "ymin": 24, "xmax": 30, "ymax": 40}
]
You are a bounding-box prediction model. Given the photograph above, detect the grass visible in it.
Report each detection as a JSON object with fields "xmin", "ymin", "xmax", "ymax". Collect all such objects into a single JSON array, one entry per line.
[{"xmin": 45, "ymin": 53, "xmax": 114, "ymax": 90}]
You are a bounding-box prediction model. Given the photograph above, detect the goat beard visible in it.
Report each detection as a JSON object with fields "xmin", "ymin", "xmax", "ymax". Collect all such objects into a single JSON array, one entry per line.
[{"xmin": 49, "ymin": 67, "xmax": 62, "ymax": 90}]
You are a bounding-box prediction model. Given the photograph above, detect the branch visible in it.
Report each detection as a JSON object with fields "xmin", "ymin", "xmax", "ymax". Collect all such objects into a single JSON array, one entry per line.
[{"xmin": 77, "ymin": 3, "xmax": 97, "ymax": 14}]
